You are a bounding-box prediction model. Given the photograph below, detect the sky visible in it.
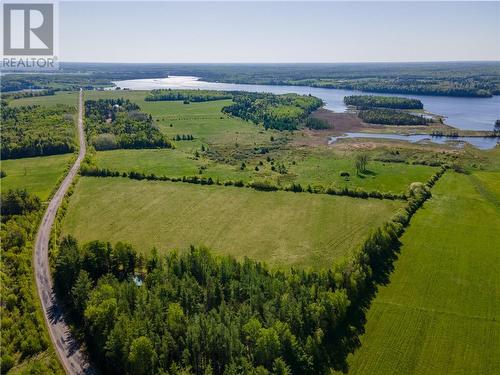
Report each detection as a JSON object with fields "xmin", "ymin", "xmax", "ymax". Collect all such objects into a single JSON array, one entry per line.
[{"xmin": 59, "ymin": 1, "xmax": 500, "ymax": 63}]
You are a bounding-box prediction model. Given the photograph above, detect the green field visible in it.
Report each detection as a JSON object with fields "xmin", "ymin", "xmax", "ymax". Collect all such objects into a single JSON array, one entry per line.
[
  {"xmin": 61, "ymin": 177, "xmax": 402, "ymax": 269},
  {"xmin": 1, "ymin": 154, "xmax": 72, "ymax": 200},
  {"xmin": 347, "ymin": 171, "xmax": 500, "ymax": 374},
  {"xmin": 95, "ymin": 147, "xmax": 438, "ymax": 194}
]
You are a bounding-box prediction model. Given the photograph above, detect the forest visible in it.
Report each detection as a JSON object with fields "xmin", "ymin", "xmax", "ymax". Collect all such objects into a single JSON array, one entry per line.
[
  {"xmin": 0, "ymin": 102, "xmax": 76, "ymax": 159},
  {"xmin": 222, "ymin": 92, "xmax": 323, "ymax": 130},
  {"xmin": 344, "ymin": 95, "xmax": 423, "ymax": 110},
  {"xmin": 358, "ymin": 109, "xmax": 430, "ymax": 126},
  {"xmin": 84, "ymin": 99, "xmax": 173, "ymax": 150},
  {"xmin": 0, "ymin": 190, "xmax": 61, "ymax": 373},
  {"xmin": 146, "ymin": 89, "xmax": 232, "ymax": 102}
]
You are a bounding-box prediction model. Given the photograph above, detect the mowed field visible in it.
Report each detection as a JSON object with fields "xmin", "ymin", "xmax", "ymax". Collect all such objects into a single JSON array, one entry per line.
[
  {"xmin": 61, "ymin": 177, "xmax": 402, "ymax": 269},
  {"xmin": 347, "ymin": 171, "xmax": 500, "ymax": 375},
  {"xmin": 1, "ymin": 154, "xmax": 72, "ymax": 200}
]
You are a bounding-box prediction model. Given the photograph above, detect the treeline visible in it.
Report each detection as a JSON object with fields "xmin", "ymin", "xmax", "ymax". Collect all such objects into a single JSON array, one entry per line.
[
  {"xmin": 1, "ymin": 102, "xmax": 76, "ymax": 159},
  {"xmin": 56, "ymin": 166, "xmax": 447, "ymax": 375},
  {"xmin": 146, "ymin": 89, "xmax": 232, "ymax": 102},
  {"xmin": 358, "ymin": 109, "xmax": 430, "ymax": 126},
  {"xmin": 305, "ymin": 117, "xmax": 329, "ymax": 130},
  {"xmin": 2, "ymin": 89, "xmax": 56, "ymax": 100},
  {"xmin": 222, "ymin": 92, "xmax": 323, "ymax": 131},
  {"xmin": 153, "ymin": 62, "xmax": 500, "ymax": 98},
  {"xmin": 0, "ymin": 190, "xmax": 62, "ymax": 374},
  {"xmin": 84, "ymin": 99, "xmax": 173, "ymax": 150},
  {"xmin": 174, "ymin": 134, "xmax": 195, "ymax": 141},
  {"xmin": 314, "ymin": 79, "xmax": 494, "ymax": 98},
  {"xmin": 80, "ymin": 165, "xmax": 406, "ymax": 200},
  {"xmin": 344, "ymin": 95, "xmax": 423, "ymax": 110}
]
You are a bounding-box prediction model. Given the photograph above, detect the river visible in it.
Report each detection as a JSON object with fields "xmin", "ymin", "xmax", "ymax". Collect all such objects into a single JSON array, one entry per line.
[{"xmin": 113, "ymin": 76, "xmax": 500, "ymax": 132}]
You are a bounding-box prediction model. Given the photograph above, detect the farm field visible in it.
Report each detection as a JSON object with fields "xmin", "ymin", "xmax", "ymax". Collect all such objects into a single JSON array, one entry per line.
[
  {"xmin": 95, "ymin": 147, "xmax": 438, "ymax": 194},
  {"xmin": 61, "ymin": 176, "xmax": 402, "ymax": 269},
  {"xmin": 347, "ymin": 171, "xmax": 500, "ymax": 375},
  {"xmin": 1, "ymin": 154, "xmax": 72, "ymax": 200}
]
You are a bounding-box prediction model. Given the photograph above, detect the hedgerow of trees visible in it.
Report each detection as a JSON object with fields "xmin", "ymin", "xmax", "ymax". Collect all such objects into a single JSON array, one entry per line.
[
  {"xmin": 0, "ymin": 190, "xmax": 62, "ymax": 374},
  {"xmin": 1, "ymin": 102, "xmax": 76, "ymax": 159},
  {"xmin": 222, "ymin": 92, "xmax": 323, "ymax": 131},
  {"xmin": 344, "ymin": 95, "xmax": 423, "ymax": 110},
  {"xmin": 84, "ymin": 99, "xmax": 173, "ymax": 150}
]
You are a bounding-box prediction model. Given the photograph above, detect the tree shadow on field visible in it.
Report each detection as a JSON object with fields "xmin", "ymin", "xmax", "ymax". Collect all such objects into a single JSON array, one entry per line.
[{"xmin": 331, "ymin": 241, "xmax": 401, "ymax": 373}]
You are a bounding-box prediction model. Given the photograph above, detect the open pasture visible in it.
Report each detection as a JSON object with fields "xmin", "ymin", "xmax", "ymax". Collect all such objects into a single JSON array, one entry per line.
[{"xmin": 61, "ymin": 177, "xmax": 402, "ymax": 269}]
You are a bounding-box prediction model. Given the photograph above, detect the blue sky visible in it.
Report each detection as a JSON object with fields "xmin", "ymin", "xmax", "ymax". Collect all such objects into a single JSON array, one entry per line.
[{"xmin": 60, "ymin": 1, "xmax": 500, "ymax": 63}]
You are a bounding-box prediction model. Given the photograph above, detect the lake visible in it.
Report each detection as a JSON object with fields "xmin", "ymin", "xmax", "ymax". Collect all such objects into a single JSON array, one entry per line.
[
  {"xmin": 112, "ymin": 76, "xmax": 500, "ymax": 131},
  {"xmin": 329, "ymin": 132, "xmax": 499, "ymax": 150}
]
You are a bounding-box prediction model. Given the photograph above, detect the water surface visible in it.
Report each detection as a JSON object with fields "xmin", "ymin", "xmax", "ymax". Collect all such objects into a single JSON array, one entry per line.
[
  {"xmin": 328, "ymin": 132, "xmax": 499, "ymax": 150},
  {"xmin": 113, "ymin": 76, "xmax": 500, "ymax": 131}
]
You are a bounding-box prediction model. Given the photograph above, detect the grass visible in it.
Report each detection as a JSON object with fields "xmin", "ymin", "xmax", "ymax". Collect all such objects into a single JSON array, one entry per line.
[
  {"xmin": 1, "ymin": 154, "xmax": 73, "ymax": 200},
  {"xmin": 347, "ymin": 171, "xmax": 500, "ymax": 375},
  {"xmin": 9, "ymin": 90, "xmax": 443, "ymax": 194},
  {"xmin": 95, "ymin": 147, "xmax": 438, "ymax": 194},
  {"xmin": 61, "ymin": 177, "xmax": 402, "ymax": 269}
]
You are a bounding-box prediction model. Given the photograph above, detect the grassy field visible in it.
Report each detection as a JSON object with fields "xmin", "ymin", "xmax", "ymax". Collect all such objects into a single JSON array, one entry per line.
[
  {"xmin": 1, "ymin": 154, "xmax": 73, "ymax": 200},
  {"xmin": 347, "ymin": 171, "xmax": 500, "ymax": 375},
  {"xmin": 61, "ymin": 177, "xmax": 402, "ymax": 269},
  {"xmin": 95, "ymin": 147, "xmax": 438, "ymax": 194},
  {"xmin": 9, "ymin": 90, "xmax": 444, "ymax": 195}
]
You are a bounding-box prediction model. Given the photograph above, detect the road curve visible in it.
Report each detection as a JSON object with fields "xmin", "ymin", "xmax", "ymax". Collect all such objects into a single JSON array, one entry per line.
[{"xmin": 34, "ymin": 89, "xmax": 93, "ymax": 374}]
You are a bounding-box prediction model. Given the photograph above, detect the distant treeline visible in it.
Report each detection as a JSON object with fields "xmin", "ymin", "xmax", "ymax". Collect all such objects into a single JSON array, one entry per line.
[
  {"xmin": 2, "ymin": 89, "xmax": 56, "ymax": 100},
  {"xmin": 222, "ymin": 92, "xmax": 323, "ymax": 131},
  {"xmin": 358, "ymin": 109, "xmax": 430, "ymax": 126},
  {"xmin": 146, "ymin": 89, "xmax": 232, "ymax": 102},
  {"xmin": 1, "ymin": 190, "xmax": 62, "ymax": 373},
  {"xmin": 344, "ymin": 95, "xmax": 423, "ymax": 110},
  {"xmin": 3, "ymin": 62, "xmax": 500, "ymax": 97},
  {"xmin": 85, "ymin": 99, "xmax": 173, "ymax": 150},
  {"xmin": 1, "ymin": 103, "xmax": 76, "ymax": 159},
  {"xmin": 312, "ymin": 79, "xmax": 495, "ymax": 98},
  {"xmin": 55, "ymin": 165, "xmax": 446, "ymax": 375}
]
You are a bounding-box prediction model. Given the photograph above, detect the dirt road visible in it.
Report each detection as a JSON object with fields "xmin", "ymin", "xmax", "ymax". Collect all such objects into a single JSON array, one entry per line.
[{"xmin": 33, "ymin": 89, "xmax": 93, "ymax": 374}]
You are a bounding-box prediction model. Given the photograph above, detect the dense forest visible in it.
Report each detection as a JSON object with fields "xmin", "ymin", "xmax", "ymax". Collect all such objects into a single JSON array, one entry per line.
[
  {"xmin": 146, "ymin": 90, "xmax": 232, "ymax": 102},
  {"xmin": 0, "ymin": 190, "xmax": 62, "ymax": 373},
  {"xmin": 358, "ymin": 109, "xmax": 430, "ymax": 126},
  {"xmin": 54, "ymin": 242, "xmax": 361, "ymax": 375},
  {"xmin": 1, "ymin": 102, "xmax": 76, "ymax": 159},
  {"xmin": 222, "ymin": 92, "xmax": 323, "ymax": 130},
  {"xmin": 84, "ymin": 99, "xmax": 173, "ymax": 150},
  {"xmin": 344, "ymin": 95, "xmax": 423, "ymax": 110}
]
